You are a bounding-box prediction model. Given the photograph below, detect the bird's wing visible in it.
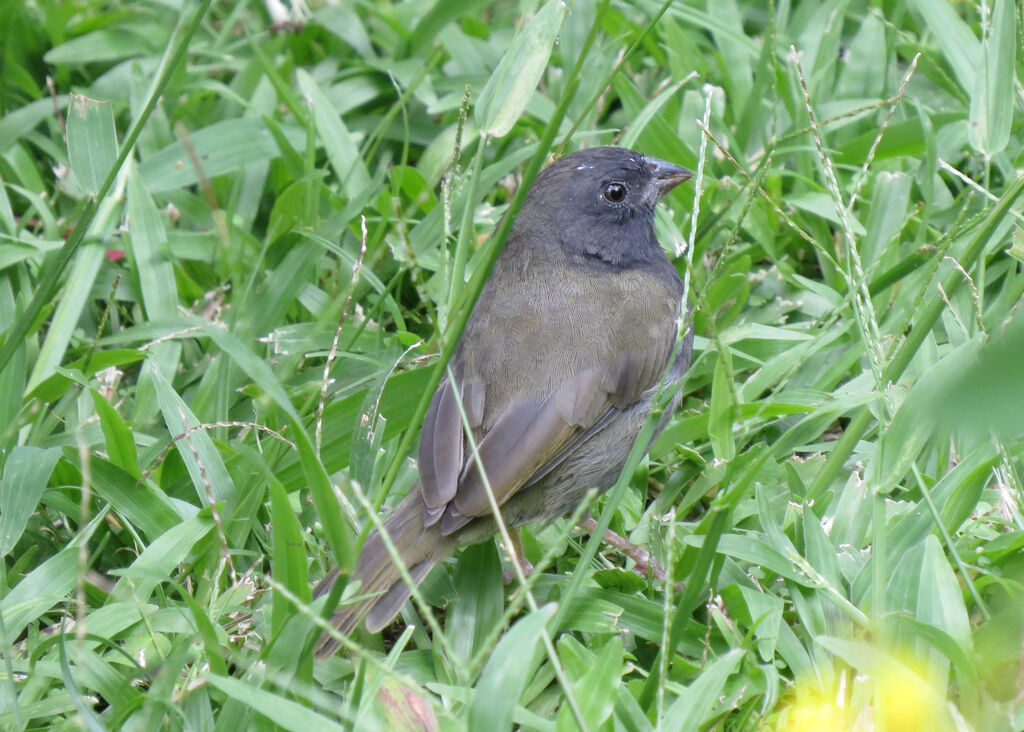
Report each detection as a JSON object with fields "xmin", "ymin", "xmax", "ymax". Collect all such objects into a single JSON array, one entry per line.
[
  {"xmin": 418, "ymin": 373, "xmax": 582, "ymax": 534},
  {"xmin": 418, "ymin": 314, "xmax": 679, "ymax": 535},
  {"xmin": 524, "ymin": 317, "xmax": 691, "ymax": 491}
]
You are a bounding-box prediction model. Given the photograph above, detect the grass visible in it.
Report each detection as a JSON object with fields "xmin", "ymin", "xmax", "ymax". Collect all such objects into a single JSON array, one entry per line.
[{"xmin": 1, "ymin": 0, "xmax": 1023, "ymax": 729}]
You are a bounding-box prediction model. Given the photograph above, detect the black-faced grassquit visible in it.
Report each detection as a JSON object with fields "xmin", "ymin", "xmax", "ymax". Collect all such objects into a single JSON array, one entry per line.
[{"xmin": 315, "ymin": 146, "xmax": 693, "ymax": 655}]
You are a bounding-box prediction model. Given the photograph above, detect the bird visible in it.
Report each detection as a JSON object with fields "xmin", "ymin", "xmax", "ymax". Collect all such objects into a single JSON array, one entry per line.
[{"xmin": 313, "ymin": 146, "xmax": 693, "ymax": 656}]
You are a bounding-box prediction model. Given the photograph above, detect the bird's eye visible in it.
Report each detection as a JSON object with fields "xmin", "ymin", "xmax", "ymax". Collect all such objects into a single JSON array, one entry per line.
[{"xmin": 602, "ymin": 182, "xmax": 626, "ymax": 203}]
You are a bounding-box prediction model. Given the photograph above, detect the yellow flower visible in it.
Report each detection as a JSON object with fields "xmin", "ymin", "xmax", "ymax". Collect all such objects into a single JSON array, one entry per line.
[
  {"xmin": 874, "ymin": 658, "xmax": 952, "ymax": 732},
  {"xmin": 772, "ymin": 655, "xmax": 955, "ymax": 731},
  {"xmin": 774, "ymin": 682, "xmax": 853, "ymax": 732},
  {"xmin": 786, "ymin": 697, "xmax": 853, "ymax": 732}
]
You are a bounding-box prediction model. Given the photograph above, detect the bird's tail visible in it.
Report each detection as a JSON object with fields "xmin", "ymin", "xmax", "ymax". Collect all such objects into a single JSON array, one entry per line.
[{"xmin": 312, "ymin": 490, "xmax": 458, "ymax": 657}]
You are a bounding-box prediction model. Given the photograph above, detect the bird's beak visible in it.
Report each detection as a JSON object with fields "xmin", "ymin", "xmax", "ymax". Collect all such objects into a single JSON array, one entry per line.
[{"xmin": 645, "ymin": 156, "xmax": 693, "ymax": 198}]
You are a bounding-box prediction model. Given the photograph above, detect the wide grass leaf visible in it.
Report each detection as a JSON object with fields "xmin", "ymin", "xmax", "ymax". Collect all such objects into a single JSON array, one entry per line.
[
  {"xmin": 969, "ymin": 0, "xmax": 1016, "ymax": 154},
  {"xmin": 127, "ymin": 169, "xmax": 178, "ymax": 322},
  {"xmin": 1, "ymin": 512, "xmax": 103, "ymax": 639},
  {"xmin": 662, "ymin": 649, "xmax": 744, "ymax": 731},
  {"xmin": 205, "ymin": 673, "xmax": 347, "ymax": 731},
  {"xmin": 555, "ymin": 635, "xmax": 623, "ymax": 732},
  {"xmin": 1, "ymin": 445, "xmax": 61, "ymax": 556},
  {"xmin": 928, "ymin": 307, "xmax": 1024, "ymax": 438},
  {"xmin": 91, "ymin": 390, "xmax": 140, "ymax": 478},
  {"xmin": 909, "ymin": 0, "xmax": 980, "ymax": 91},
  {"xmin": 708, "ymin": 350, "xmax": 736, "ymax": 461},
  {"xmin": 296, "ymin": 70, "xmax": 370, "ymax": 199},
  {"xmin": 66, "ymin": 95, "xmax": 118, "ymax": 197},
  {"xmin": 90, "ymin": 457, "xmax": 184, "ymax": 541},
  {"xmin": 475, "ymin": 0, "xmax": 566, "ymax": 138},
  {"xmin": 44, "ymin": 27, "xmax": 158, "ymax": 65},
  {"xmin": 0, "ymin": 97, "xmax": 69, "ymax": 152},
  {"xmin": 469, "ymin": 603, "xmax": 555, "ymax": 731},
  {"xmin": 917, "ymin": 536, "xmax": 972, "ymax": 651},
  {"xmin": 138, "ymin": 118, "xmax": 304, "ymax": 193},
  {"xmin": 447, "ymin": 541, "xmax": 503, "ymax": 663},
  {"xmin": 149, "ymin": 362, "xmax": 236, "ymax": 506},
  {"xmin": 269, "ymin": 479, "xmax": 310, "ymax": 635},
  {"xmin": 108, "ymin": 516, "xmax": 213, "ymax": 603},
  {"xmin": 26, "ymin": 244, "xmax": 104, "ymax": 390}
]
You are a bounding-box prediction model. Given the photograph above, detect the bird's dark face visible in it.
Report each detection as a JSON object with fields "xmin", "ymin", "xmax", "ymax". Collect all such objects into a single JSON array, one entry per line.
[{"xmin": 523, "ymin": 147, "xmax": 691, "ymax": 268}]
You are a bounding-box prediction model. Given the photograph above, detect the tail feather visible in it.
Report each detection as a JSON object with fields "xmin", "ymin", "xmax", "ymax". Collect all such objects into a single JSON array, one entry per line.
[
  {"xmin": 364, "ymin": 559, "xmax": 435, "ymax": 632},
  {"xmin": 313, "ymin": 490, "xmax": 457, "ymax": 657}
]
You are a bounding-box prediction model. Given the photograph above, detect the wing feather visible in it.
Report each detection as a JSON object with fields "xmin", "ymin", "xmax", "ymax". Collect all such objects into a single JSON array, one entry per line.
[
  {"xmin": 417, "ymin": 309, "xmax": 681, "ymax": 536},
  {"xmin": 419, "ymin": 379, "xmax": 462, "ymax": 522}
]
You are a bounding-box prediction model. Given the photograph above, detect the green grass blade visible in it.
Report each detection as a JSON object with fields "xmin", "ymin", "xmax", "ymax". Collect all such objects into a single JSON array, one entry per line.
[
  {"xmin": 475, "ymin": 0, "xmax": 567, "ymax": 138},
  {"xmin": 66, "ymin": 95, "xmax": 118, "ymax": 198},
  {"xmin": 469, "ymin": 603, "xmax": 555, "ymax": 731},
  {"xmin": 969, "ymin": 0, "xmax": 1016, "ymax": 155},
  {"xmin": 0, "ymin": 446, "xmax": 61, "ymax": 556}
]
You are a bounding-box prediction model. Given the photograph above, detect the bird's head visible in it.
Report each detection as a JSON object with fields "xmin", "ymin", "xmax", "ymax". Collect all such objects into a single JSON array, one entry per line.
[{"xmin": 520, "ymin": 146, "xmax": 692, "ymax": 267}]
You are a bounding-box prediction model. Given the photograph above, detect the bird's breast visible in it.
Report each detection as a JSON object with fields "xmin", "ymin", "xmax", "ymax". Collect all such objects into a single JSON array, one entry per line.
[{"xmin": 458, "ymin": 259, "xmax": 681, "ymax": 412}]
